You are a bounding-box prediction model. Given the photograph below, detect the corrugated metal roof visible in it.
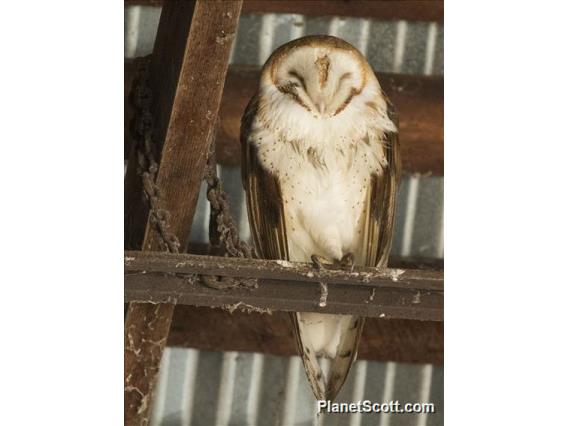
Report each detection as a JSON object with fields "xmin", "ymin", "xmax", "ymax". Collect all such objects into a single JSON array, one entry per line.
[
  {"xmin": 125, "ymin": 7, "xmax": 444, "ymax": 76},
  {"xmin": 151, "ymin": 348, "xmax": 443, "ymax": 426},
  {"xmin": 125, "ymin": 6, "xmax": 444, "ymax": 425}
]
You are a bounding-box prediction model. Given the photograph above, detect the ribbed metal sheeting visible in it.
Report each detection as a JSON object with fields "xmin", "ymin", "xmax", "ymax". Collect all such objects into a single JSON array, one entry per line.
[
  {"xmin": 125, "ymin": 6, "xmax": 444, "ymax": 426},
  {"xmin": 125, "ymin": 8, "xmax": 444, "ymax": 76},
  {"xmin": 151, "ymin": 348, "xmax": 443, "ymax": 426}
]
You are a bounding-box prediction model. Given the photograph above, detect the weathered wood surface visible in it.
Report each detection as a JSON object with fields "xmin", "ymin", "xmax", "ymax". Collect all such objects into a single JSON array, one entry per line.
[
  {"xmin": 142, "ymin": 8, "xmax": 244, "ymax": 250},
  {"xmin": 185, "ymin": 241, "xmax": 444, "ymax": 270},
  {"xmin": 124, "ymin": 303, "xmax": 174, "ymax": 423},
  {"xmin": 168, "ymin": 306, "xmax": 444, "ymax": 364},
  {"xmin": 125, "ymin": 62, "xmax": 444, "ymax": 175},
  {"xmin": 124, "ymin": 1, "xmax": 243, "ymax": 425},
  {"xmin": 125, "ymin": 0, "xmax": 444, "ymax": 22},
  {"xmin": 125, "ymin": 250, "xmax": 443, "ymax": 290},
  {"xmin": 124, "ymin": 251, "xmax": 444, "ymax": 320}
]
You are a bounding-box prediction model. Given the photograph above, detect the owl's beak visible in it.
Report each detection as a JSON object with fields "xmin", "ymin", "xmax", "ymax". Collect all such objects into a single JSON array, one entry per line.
[
  {"xmin": 311, "ymin": 92, "xmax": 329, "ymax": 117},
  {"xmin": 313, "ymin": 95, "xmax": 326, "ymax": 115}
]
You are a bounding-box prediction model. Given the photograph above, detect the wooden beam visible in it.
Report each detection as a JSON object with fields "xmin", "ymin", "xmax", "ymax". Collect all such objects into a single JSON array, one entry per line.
[
  {"xmin": 125, "ymin": 0, "xmax": 444, "ymax": 22},
  {"xmin": 185, "ymin": 241, "xmax": 444, "ymax": 270},
  {"xmin": 124, "ymin": 1, "xmax": 243, "ymax": 424},
  {"xmin": 122, "ymin": 250, "xmax": 443, "ymax": 363},
  {"xmin": 168, "ymin": 306, "xmax": 443, "ymax": 364},
  {"xmin": 243, "ymin": 0, "xmax": 444, "ymax": 21},
  {"xmin": 125, "ymin": 62, "xmax": 444, "ymax": 175},
  {"xmin": 124, "ymin": 251, "xmax": 444, "ymax": 321},
  {"xmin": 125, "ymin": 250, "xmax": 443, "ymax": 291}
]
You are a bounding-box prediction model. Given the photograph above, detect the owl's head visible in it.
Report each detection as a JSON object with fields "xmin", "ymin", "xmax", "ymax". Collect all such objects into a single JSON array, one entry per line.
[{"xmin": 260, "ymin": 35, "xmax": 379, "ymax": 119}]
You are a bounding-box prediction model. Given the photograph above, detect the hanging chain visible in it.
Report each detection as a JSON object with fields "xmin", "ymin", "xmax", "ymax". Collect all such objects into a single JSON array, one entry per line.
[
  {"xmin": 132, "ymin": 58, "xmax": 180, "ymax": 254},
  {"xmin": 203, "ymin": 142, "xmax": 256, "ymax": 259},
  {"xmin": 202, "ymin": 141, "xmax": 257, "ymax": 289},
  {"xmin": 130, "ymin": 57, "xmax": 256, "ymax": 290}
]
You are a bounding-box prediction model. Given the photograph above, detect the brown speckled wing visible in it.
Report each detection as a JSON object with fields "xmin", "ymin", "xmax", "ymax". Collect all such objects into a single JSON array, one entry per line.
[
  {"xmin": 365, "ymin": 95, "xmax": 401, "ymax": 268},
  {"xmin": 241, "ymin": 95, "xmax": 290, "ymax": 261}
]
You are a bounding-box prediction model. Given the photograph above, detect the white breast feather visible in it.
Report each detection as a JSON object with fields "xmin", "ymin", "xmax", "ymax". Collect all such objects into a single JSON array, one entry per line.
[{"xmin": 249, "ymin": 84, "xmax": 395, "ymax": 264}]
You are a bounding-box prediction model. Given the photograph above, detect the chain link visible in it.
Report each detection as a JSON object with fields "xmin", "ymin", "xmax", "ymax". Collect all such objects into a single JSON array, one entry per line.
[
  {"xmin": 130, "ymin": 57, "xmax": 256, "ymax": 290},
  {"xmin": 203, "ymin": 142, "xmax": 256, "ymax": 259},
  {"xmin": 132, "ymin": 58, "xmax": 181, "ymax": 254}
]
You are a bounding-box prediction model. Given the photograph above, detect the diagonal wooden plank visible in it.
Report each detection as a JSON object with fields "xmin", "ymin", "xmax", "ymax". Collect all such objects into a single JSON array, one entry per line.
[{"xmin": 124, "ymin": 1, "xmax": 243, "ymax": 424}]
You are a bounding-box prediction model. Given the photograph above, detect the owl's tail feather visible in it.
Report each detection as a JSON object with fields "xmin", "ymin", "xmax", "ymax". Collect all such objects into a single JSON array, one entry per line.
[{"xmin": 291, "ymin": 312, "xmax": 364, "ymax": 401}]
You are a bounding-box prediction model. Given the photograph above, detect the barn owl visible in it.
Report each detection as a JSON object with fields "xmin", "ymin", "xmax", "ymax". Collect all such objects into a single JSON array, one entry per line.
[{"xmin": 241, "ymin": 35, "xmax": 400, "ymax": 401}]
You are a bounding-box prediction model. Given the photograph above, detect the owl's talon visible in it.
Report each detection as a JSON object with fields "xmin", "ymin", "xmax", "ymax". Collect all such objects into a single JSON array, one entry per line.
[
  {"xmin": 340, "ymin": 252, "xmax": 354, "ymax": 267},
  {"xmin": 311, "ymin": 254, "xmax": 333, "ymax": 270},
  {"xmin": 339, "ymin": 252, "xmax": 355, "ymax": 272},
  {"xmin": 311, "ymin": 253, "xmax": 355, "ymax": 271}
]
